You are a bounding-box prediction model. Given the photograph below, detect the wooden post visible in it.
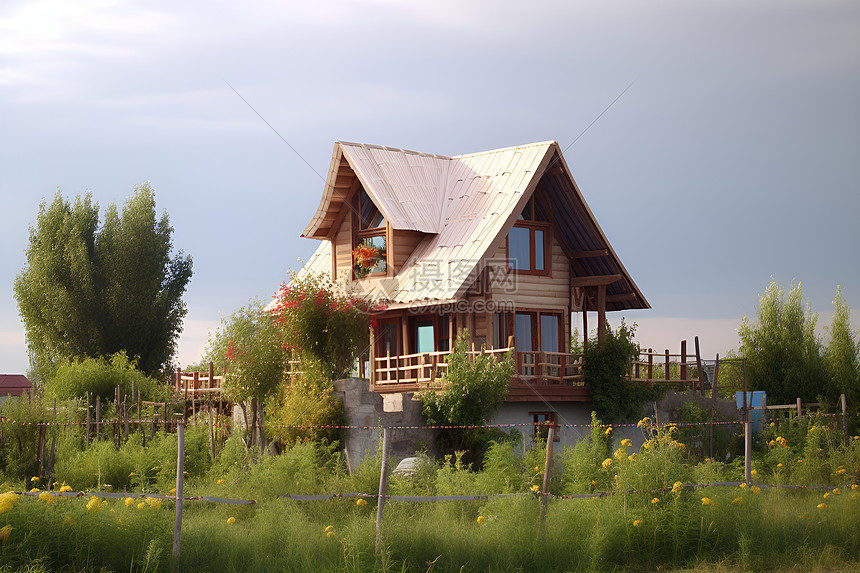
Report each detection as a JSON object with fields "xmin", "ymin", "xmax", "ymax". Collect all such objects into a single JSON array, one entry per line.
[
  {"xmin": 744, "ymin": 420, "xmax": 752, "ymax": 484},
  {"xmin": 796, "ymin": 397, "xmax": 802, "ymax": 418},
  {"xmin": 86, "ymin": 392, "xmax": 92, "ymax": 444},
  {"xmin": 95, "ymin": 397, "xmax": 101, "ymax": 441},
  {"xmin": 840, "ymin": 394, "xmax": 848, "ymax": 443},
  {"xmin": 375, "ymin": 426, "xmax": 391, "ymax": 555},
  {"xmin": 712, "ymin": 354, "xmax": 720, "ymax": 400},
  {"xmin": 664, "ymin": 349, "xmax": 670, "ymax": 381},
  {"xmin": 761, "ymin": 395, "xmax": 768, "ymax": 427},
  {"xmin": 369, "ymin": 327, "xmax": 376, "ymax": 386},
  {"xmin": 596, "ymin": 285, "xmax": 606, "ymax": 345},
  {"xmin": 680, "ymin": 340, "xmax": 688, "ymax": 386},
  {"xmin": 647, "ymin": 350, "xmax": 653, "ymax": 381},
  {"xmin": 37, "ymin": 422, "xmax": 46, "ymax": 477},
  {"xmin": 539, "ymin": 424, "xmax": 555, "ymax": 533},
  {"xmin": 582, "ymin": 309, "xmax": 588, "ymax": 351},
  {"xmin": 694, "ymin": 336, "xmax": 703, "ymax": 395},
  {"xmin": 138, "ymin": 390, "xmax": 144, "ymax": 448},
  {"xmin": 173, "ymin": 421, "xmax": 185, "ymax": 567}
]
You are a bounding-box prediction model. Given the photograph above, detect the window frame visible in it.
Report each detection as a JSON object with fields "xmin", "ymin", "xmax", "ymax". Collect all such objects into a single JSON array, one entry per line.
[
  {"xmin": 507, "ymin": 197, "xmax": 551, "ymax": 276},
  {"xmin": 352, "ymin": 189, "xmax": 388, "ymax": 278}
]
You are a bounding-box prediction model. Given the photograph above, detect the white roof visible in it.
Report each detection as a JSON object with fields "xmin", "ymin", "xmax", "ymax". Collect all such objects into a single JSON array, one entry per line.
[{"xmin": 295, "ymin": 140, "xmax": 557, "ymax": 307}]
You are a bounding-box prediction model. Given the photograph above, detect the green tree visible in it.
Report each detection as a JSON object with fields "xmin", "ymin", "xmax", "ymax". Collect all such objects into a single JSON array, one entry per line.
[
  {"xmin": 824, "ymin": 286, "xmax": 859, "ymax": 406},
  {"xmin": 49, "ymin": 352, "xmax": 164, "ymax": 403},
  {"xmin": 14, "ymin": 184, "xmax": 192, "ymax": 379},
  {"xmin": 738, "ymin": 279, "xmax": 826, "ymax": 403},
  {"xmin": 205, "ymin": 301, "xmax": 287, "ymax": 449},
  {"xmin": 269, "ymin": 273, "xmax": 372, "ymax": 380},
  {"xmin": 582, "ymin": 319, "xmax": 660, "ymax": 422}
]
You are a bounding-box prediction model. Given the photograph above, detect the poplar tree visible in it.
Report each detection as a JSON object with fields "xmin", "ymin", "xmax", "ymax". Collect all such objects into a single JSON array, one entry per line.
[{"xmin": 14, "ymin": 183, "xmax": 192, "ymax": 379}]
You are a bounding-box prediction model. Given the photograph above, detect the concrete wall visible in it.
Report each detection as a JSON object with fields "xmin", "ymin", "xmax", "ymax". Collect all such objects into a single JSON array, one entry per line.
[{"xmin": 333, "ymin": 378, "xmax": 435, "ymax": 471}]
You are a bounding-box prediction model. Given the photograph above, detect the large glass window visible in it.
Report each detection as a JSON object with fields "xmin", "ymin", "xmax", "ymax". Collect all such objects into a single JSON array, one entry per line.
[{"xmin": 507, "ymin": 198, "xmax": 549, "ymax": 274}]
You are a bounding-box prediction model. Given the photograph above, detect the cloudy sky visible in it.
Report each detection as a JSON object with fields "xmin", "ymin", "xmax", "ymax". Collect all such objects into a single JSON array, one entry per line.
[{"xmin": 1, "ymin": 0, "xmax": 858, "ymax": 375}]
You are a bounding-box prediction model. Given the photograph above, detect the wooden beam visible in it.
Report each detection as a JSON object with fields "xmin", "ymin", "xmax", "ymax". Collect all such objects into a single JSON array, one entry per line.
[
  {"xmin": 326, "ymin": 178, "xmax": 361, "ymax": 240},
  {"xmin": 597, "ymin": 284, "xmax": 606, "ymax": 345},
  {"xmin": 570, "ymin": 249, "xmax": 609, "ymax": 259},
  {"xmin": 571, "ymin": 274, "xmax": 621, "ymax": 287},
  {"xmin": 606, "ymin": 292, "xmax": 638, "ymax": 303}
]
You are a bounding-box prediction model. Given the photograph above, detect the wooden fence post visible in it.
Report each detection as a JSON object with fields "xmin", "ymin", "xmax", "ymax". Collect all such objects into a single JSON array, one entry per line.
[
  {"xmin": 796, "ymin": 398, "xmax": 802, "ymax": 418},
  {"xmin": 680, "ymin": 340, "xmax": 687, "ymax": 386},
  {"xmin": 841, "ymin": 394, "xmax": 848, "ymax": 443},
  {"xmin": 539, "ymin": 424, "xmax": 555, "ymax": 534},
  {"xmin": 375, "ymin": 426, "xmax": 391, "ymax": 555},
  {"xmin": 173, "ymin": 421, "xmax": 185, "ymax": 569},
  {"xmin": 86, "ymin": 392, "xmax": 92, "ymax": 444},
  {"xmin": 95, "ymin": 397, "xmax": 101, "ymax": 441}
]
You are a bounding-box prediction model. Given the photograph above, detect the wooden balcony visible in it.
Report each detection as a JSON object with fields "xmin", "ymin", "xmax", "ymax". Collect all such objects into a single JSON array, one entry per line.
[{"xmin": 370, "ymin": 340, "xmax": 702, "ymax": 402}]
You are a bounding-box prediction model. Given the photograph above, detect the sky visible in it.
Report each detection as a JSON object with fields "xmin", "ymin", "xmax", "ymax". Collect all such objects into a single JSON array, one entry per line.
[{"xmin": 1, "ymin": 0, "xmax": 859, "ymax": 375}]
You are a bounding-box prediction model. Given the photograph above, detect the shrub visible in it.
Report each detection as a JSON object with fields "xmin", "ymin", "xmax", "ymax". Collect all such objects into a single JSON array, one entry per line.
[{"xmin": 48, "ymin": 352, "xmax": 165, "ymax": 403}]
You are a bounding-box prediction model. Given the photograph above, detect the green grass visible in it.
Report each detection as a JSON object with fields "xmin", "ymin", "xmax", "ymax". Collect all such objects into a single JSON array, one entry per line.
[{"xmin": 0, "ymin": 414, "xmax": 857, "ymax": 572}]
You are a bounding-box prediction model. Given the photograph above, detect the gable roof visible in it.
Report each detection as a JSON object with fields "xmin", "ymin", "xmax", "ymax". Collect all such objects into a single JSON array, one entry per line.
[
  {"xmin": 295, "ymin": 140, "xmax": 649, "ymax": 312},
  {"xmin": 0, "ymin": 374, "xmax": 32, "ymax": 397}
]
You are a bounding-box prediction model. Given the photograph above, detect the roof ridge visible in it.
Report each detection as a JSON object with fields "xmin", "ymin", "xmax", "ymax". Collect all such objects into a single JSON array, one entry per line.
[
  {"xmin": 336, "ymin": 141, "xmax": 452, "ymax": 161},
  {"xmin": 451, "ymin": 140, "xmax": 557, "ymax": 160}
]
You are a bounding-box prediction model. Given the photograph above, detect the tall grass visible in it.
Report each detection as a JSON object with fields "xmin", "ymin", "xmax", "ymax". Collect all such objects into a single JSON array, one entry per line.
[{"xmin": 0, "ymin": 409, "xmax": 857, "ymax": 572}]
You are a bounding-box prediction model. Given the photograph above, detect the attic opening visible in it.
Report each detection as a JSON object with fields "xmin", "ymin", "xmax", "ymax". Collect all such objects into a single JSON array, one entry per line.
[{"xmin": 352, "ymin": 187, "xmax": 388, "ymax": 277}]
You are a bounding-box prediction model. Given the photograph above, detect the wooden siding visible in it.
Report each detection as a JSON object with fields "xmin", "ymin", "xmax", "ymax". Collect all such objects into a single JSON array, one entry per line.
[
  {"xmin": 487, "ymin": 235, "xmax": 570, "ymax": 311},
  {"xmin": 391, "ymin": 229, "xmax": 426, "ymax": 273},
  {"xmin": 334, "ymin": 216, "xmax": 352, "ymax": 281}
]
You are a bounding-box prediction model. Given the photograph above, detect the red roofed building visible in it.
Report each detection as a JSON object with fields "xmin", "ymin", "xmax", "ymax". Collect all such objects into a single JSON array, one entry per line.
[{"xmin": 0, "ymin": 374, "xmax": 32, "ymax": 399}]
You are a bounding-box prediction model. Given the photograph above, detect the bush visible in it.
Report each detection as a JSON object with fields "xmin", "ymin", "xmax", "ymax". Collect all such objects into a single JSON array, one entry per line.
[{"xmin": 47, "ymin": 352, "xmax": 165, "ymax": 403}]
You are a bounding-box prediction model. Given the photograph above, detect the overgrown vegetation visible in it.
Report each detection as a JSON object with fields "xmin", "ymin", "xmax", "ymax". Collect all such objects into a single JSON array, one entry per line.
[
  {"xmin": 583, "ymin": 320, "xmax": 664, "ymax": 423},
  {"xmin": 419, "ymin": 330, "xmax": 515, "ymax": 466},
  {"xmin": 0, "ymin": 401, "xmax": 857, "ymax": 573}
]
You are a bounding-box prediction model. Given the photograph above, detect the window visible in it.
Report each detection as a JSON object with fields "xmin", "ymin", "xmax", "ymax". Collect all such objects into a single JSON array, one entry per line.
[
  {"xmin": 507, "ymin": 198, "xmax": 549, "ymax": 274},
  {"xmin": 531, "ymin": 411, "xmax": 560, "ymax": 442},
  {"xmin": 352, "ymin": 188, "xmax": 387, "ymax": 277}
]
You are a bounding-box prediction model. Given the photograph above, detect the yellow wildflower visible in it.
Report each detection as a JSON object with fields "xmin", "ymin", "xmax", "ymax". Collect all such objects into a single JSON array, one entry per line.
[
  {"xmin": 325, "ymin": 525, "xmax": 334, "ymax": 533},
  {"xmin": 852, "ymin": 484, "xmax": 858, "ymax": 490},
  {"xmin": 0, "ymin": 525, "xmax": 12, "ymax": 543},
  {"xmin": 531, "ymin": 485, "xmax": 541, "ymax": 493},
  {"xmin": 227, "ymin": 517, "xmax": 236, "ymax": 525},
  {"xmin": 651, "ymin": 497, "xmax": 659, "ymax": 504},
  {"xmin": 86, "ymin": 496, "xmax": 105, "ymax": 513},
  {"xmin": 628, "ymin": 453, "xmax": 637, "ymax": 462},
  {"xmin": 832, "ymin": 488, "xmax": 840, "ymax": 495},
  {"xmin": 591, "ymin": 480, "xmax": 596, "ymax": 486},
  {"xmin": 614, "ymin": 448, "xmax": 625, "ymax": 461},
  {"xmin": 621, "ymin": 439, "xmax": 632, "ymax": 447},
  {"xmin": 30, "ymin": 476, "xmax": 39, "ymax": 482},
  {"xmin": 671, "ymin": 481, "xmax": 682, "ymax": 494},
  {"xmin": 769, "ymin": 422, "xmax": 775, "ymax": 427},
  {"xmin": 169, "ymin": 488, "xmax": 176, "ymax": 496},
  {"xmin": 637, "ymin": 417, "xmax": 651, "ymax": 428},
  {"xmin": 38, "ymin": 491, "xmax": 55, "ymax": 504},
  {"xmin": 0, "ymin": 492, "xmax": 18, "ymax": 514},
  {"xmin": 750, "ymin": 470, "xmax": 757, "ymax": 477},
  {"xmin": 601, "ymin": 458, "xmax": 612, "ymax": 468},
  {"xmin": 739, "ymin": 483, "xmax": 747, "ymax": 488},
  {"xmin": 777, "ymin": 463, "xmax": 783, "ymax": 468},
  {"xmin": 128, "ymin": 472, "xmax": 135, "ymax": 477},
  {"xmin": 477, "ymin": 516, "xmax": 485, "ymax": 524},
  {"xmin": 217, "ymin": 479, "xmax": 226, "ymax": 485},
  {"xmin": 797, "ymin": 459, "xmax": 803, "ymax": 463},
  {"xmin": 817, "ymin": 503, "xmax": 828, "ymax": 510},
  {"xmin": 326, "ymin": 531, "xmax": 335, "ymax": 538},
  {"xmin": 614, "ymin": 474, "xmax": 622, "ymax": 488},
  {"xmin": 701, "ymin": 497, "xmax": 713, "ymax": 506},
  {"xmin": 59, "ymin": 484, "xmax": 73, "ymax": 493},
  {"xmin": 29, "ymin": 488, "xmax": 40, "ymax": 492},
  {"xmin": 137, "ymin": 502, "xmax": 146, "ymax": 509},
  {"xmin": 823, "ymin": 492, "xmax": 830, "ymax": 499},
  {"xmin": 356, "ymin": 498, "xmax": 368, "ymax": 506},
  {"xmin": 534, "ymin": 466, "xmax": 540, "ymax": 472},
  {"xmin": 750, "ymin": 485, "xmax": 761, "ymax": 494},
  {"xmin": 124, "ymin": 497, "xmax": 135, "ymax": 507},
  {"xmin": 146, "ymin": 498, "xmax": 162, "ymax": 509},
  {"xmin": 605, "ymin": 427, "xmax": 612, "ymax": 436},
  {"xmin": 633, "ymin": 519, "xmax": 642, "ymax": 527},
  {"xmin": 732, "ymin": 497, "xmax": 743, "ymax": 505}
]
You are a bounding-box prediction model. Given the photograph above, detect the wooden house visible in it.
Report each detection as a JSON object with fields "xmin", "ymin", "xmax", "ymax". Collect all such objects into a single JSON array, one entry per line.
[{"xmin": 290, "ymin": 140, "xmax": 651, "ymax": 434}]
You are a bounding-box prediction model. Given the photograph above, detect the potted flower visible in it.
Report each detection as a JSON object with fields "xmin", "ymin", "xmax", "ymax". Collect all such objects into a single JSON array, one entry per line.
[{"xmin": 352, "ymin": 244, "xmax": 380, "ymax": 277}]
